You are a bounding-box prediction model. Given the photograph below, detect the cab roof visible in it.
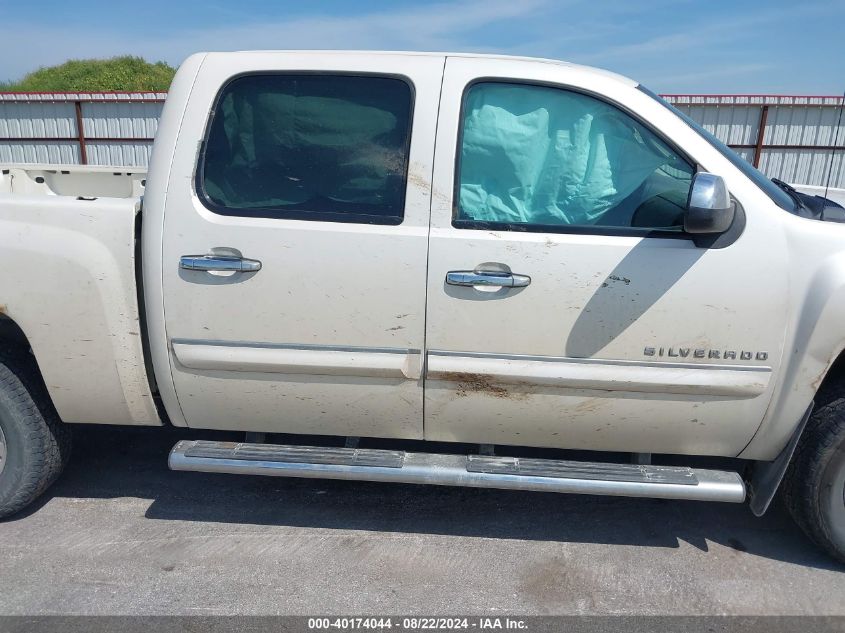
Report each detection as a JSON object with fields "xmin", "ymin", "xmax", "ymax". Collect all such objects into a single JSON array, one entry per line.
[{"xmin": 216, "ymin": 49, "xmax": 638, "ymax": 88}]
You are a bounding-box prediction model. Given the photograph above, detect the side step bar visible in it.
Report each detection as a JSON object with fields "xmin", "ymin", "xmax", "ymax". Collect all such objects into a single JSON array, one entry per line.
[{"xmin": 169, "ymin": 440, "xmax": 746, "ymax": 503}]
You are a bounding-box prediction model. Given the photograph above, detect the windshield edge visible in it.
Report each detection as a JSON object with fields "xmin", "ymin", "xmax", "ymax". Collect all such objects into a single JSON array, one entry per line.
[{"xmin": 636, "ymin": 85, "xmax": 797, "ymax": 213}]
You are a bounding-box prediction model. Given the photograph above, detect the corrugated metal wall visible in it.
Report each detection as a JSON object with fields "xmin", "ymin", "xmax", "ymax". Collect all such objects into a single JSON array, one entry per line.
[
  {"xmin": 1, "ymin": 91, "xmax": 843, "ymax": 187},
  {"xmin": 0, "ymin": 92, "xmax": 164, "ymax": 167},
  {"xmin": 0, "ymin": 100, "xmax": 80, "ymax": 163},
  {"xmin": 664, "ymin": 95, "xmax": 844, "ymax": 188}
]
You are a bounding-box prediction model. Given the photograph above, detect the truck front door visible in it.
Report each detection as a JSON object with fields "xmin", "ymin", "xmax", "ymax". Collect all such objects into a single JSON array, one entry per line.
[
  {"xmin": 423, "ymin": 57, "xmax": 790, "ymax": 456},
  {"xmin": 160, "ymin": 53, "xmax": 443, "ymax": 438}
]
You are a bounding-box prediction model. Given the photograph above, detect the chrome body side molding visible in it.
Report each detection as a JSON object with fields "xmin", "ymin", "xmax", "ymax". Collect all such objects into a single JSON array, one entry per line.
[
  {"xmin": 171, "ymin": 340, "xmax": 422, "ymax": 380},
  {"xmin": 427, "ymin": 351, "xmax": 771, "ymax": 398}
]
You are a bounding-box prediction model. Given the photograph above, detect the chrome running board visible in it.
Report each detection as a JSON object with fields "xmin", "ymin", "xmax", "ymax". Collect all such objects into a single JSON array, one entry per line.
[{"xmin": 169, "ymin": 440, "xmax": 746, "ymax": 503}]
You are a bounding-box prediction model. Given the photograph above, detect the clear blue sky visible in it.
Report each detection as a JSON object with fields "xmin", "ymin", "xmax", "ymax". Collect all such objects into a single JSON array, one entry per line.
[{"xmin": 2, "ymin": 0, "xmax": 843, "ymax": 94}]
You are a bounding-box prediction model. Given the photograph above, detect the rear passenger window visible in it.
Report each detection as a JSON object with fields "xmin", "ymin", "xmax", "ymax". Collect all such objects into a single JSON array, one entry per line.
[
  {"xmin": 455, "ymin": 82, "xmax": 696, "ymax": 233},
  {"xmin": 199, "ymin": 74, "xmax": 413, "ymax": 224}
]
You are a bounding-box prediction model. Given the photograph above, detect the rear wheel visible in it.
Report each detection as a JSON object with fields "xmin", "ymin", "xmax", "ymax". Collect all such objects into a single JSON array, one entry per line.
[
  {"xmin": 0, "ymin": 355, "xmax": 71, "ymax": 519},
  {"xmin": 783, "ymin": 394, "xmax": 845, "ymax": 562}
]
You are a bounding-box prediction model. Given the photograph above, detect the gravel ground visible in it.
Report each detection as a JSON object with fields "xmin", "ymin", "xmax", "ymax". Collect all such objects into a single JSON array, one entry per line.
[{"xmin": 0, "ymin": 424, "xmax": 843, "ymax": 616}]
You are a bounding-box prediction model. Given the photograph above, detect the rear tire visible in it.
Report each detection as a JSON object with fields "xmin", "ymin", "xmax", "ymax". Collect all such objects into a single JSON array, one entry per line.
[
  {"xmin": 783, "ymin": 395, "xmax": 845, "ymax": 562},
  {"xmin": 0, "ymin": 354, "xmax": 71, "ymax": 519}
]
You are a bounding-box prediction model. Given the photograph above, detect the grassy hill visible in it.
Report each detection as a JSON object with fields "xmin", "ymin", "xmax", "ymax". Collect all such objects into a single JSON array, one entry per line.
[{"xmin": 0, "ymin": 56, "xmax": 176, "ymax": 92}]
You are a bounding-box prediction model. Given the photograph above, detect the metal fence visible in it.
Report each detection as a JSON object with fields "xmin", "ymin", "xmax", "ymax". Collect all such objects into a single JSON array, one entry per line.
[
  {"xmin": 663, "ymin": 94, "xmax": 845, "ymax": 188},
  {"xmin": 1, "ymin": 91, "xmax": 843, "ymax": 187},
  {"xmin": 0, "ymin": 92, "xmax": 164, "ymax": 167}
]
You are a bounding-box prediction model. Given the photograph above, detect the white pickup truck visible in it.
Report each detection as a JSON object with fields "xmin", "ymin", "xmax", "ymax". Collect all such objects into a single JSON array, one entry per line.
[{"xmin": 2, "ymin": 51, "xmax": 845, "ymax": 561}]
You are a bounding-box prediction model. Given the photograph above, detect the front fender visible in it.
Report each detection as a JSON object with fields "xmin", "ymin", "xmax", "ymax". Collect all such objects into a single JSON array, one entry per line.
[{"xmin": 741, "ymin": 251, "xmax": 845, "ymax": 459}]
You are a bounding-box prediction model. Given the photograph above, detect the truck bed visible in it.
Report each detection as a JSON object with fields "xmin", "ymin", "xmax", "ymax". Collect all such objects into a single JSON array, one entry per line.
[
  {"xmin": 0, "ymin": 164, "xmax": 146, "ymax": 198},
  {"xmin": 0, "ymin": 164, "xmax": 159, "ymax": 426}
]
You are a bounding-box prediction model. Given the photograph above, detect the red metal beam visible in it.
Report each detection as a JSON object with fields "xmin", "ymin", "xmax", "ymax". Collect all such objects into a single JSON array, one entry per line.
[
  {"xmin": 0, "ymin": 91, "xmax": 165, "ymax": 103},
  {"xmin": 73, "ymin": 101, "xmax": 88, "ymax": 165},
  {"xmin": 4, "ymin": 137, "xmax": 843, "ymax": 152},
  {"xmin": 661, "ymin": 94, "xmax": 845, "ymax": 102},
  {"xmin": 0, "ymin": 137, "xmax": 155, "ymax": 143},
  {"xmin": 729, "ymin": 144, "xmax": 845, "ymax": 151},
  {"xmin": 753, "ymin": 105, "xmax": 769, "ymax": 168}
]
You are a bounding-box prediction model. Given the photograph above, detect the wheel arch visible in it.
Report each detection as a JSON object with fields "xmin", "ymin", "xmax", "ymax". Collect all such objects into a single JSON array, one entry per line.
[{"xmin": 0, "ymin": 313, "xmax": 33, "ymax": 358}]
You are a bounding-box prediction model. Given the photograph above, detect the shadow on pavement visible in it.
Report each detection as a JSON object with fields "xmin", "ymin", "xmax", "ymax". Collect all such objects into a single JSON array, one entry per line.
[{"xmin": 18, "ymin": 424, "xmax": 845, "ymax": 573}]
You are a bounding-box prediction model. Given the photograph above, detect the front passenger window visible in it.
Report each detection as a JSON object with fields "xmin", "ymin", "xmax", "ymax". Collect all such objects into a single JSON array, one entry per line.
[{"xmin": 455, "ymin": 82, "xmax": 695, "ymax": 232}]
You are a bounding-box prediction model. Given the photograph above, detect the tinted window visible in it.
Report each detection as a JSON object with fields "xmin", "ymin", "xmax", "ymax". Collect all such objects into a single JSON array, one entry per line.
[
  {"xmin": 456, "ymin": 82, "xmax": 696, "ymax": 233},
  {"xmin": 199, "ymin": 74, "xmax": 413, "ymax": 224}
]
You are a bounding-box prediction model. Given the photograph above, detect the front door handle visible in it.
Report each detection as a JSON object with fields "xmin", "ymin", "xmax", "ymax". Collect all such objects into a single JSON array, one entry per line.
[
  {"xmin": 180, "ymin": 255, "xmax": 262, "ymax": 272},
  {"xmin": 446, "ymin": 270, "xmax": 531, "ymax": 288}
]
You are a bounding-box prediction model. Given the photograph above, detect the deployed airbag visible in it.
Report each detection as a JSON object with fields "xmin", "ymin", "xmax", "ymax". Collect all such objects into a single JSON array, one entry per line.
[{"xmin": 458, "ymin": 83, "xmax": 684, "ymax": 227}]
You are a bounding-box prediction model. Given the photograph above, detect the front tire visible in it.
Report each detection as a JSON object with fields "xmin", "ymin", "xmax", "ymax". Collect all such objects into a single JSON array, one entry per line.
[
  {"xmin": 0, "ymin": 354, "xmax": 71, "ymax": 519},
  {"xmin": 783, "ymin": 395, "xmax": 845, "ymax": 562}
]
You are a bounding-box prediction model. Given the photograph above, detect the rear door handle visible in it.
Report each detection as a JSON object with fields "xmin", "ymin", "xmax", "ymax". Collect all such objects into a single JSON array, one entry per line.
[
  {"xmin": 180, "ymin": 255, "xmax": 262, "ymax": 272},
  {"xmin": 446, "ymin": 270, "xmax": 531, "ymax": 288}
]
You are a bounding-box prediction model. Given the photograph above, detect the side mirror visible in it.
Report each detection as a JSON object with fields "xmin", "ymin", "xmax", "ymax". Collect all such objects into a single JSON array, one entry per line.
[{"xmin": 685, "ymin": 172, "xmax": 735, "ymax": 234}]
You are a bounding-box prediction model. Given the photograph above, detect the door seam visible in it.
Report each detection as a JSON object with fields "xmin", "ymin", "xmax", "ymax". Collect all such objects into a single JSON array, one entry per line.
[{"xmin": 421, "ymin": 56, "xmax": 448, "ymax": 440}]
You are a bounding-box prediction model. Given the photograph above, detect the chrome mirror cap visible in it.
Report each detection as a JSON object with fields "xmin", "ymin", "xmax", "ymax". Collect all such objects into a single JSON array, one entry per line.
[{"xmin": 685, "ymin": 172, "xmax": 735, "ymax": 234}]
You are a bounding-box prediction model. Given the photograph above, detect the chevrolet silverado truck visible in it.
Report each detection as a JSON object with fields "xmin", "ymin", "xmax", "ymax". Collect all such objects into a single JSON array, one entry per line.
[{"xmin": 2, "ymin": 51, "xmax": 845, "ymax": 561}]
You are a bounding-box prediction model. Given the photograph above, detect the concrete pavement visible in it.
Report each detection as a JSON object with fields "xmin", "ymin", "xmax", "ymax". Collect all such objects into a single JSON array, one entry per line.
[{"xmin": 0, "ymin": 425, "xmax": 842, "ymax": 615}]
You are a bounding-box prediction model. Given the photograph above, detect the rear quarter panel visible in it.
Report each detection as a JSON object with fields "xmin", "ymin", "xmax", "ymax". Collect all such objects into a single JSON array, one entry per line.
[{"xmin": 0, "ymin": 194, "xmax": 160, "ymax": 425}]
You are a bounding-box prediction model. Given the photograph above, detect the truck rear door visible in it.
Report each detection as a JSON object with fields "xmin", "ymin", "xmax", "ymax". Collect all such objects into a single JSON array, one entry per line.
[{"xmin": 160, "ymin": 52, "xmax": 443, "ymax": 438}]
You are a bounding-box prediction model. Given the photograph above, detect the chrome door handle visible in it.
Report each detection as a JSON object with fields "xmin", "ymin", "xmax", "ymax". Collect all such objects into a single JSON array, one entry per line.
[
  {"xmin": 446, "ymin": 270, "xmax": 531, "ymax": 288},
  {"xmin": 180, "ymin": 255, "xmax": 262, "ymax": 272}
]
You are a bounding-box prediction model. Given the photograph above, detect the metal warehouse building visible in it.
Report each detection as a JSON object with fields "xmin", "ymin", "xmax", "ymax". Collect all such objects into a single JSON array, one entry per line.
[{"xmin": 0, "ymin": 91, "xmax": 843, "ymax": 188}]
